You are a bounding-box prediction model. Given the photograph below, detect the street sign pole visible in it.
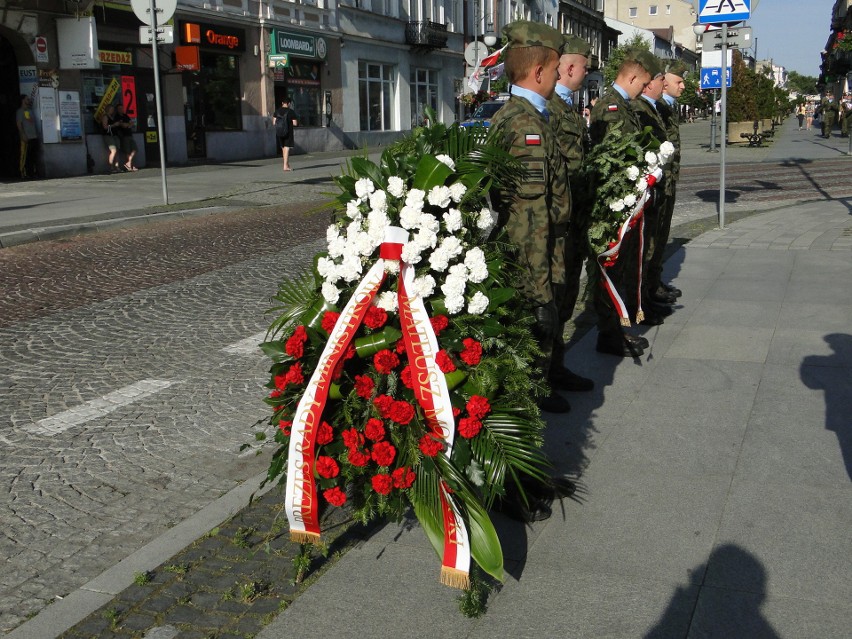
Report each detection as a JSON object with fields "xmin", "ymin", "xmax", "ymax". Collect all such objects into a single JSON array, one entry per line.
[
  {"xmin": 149, "ymin": 0, "xmax": 169, "ymax": 205},
  {"xmin": 719, "ymin": 26, "xmax": 727, "ymax": 229}
]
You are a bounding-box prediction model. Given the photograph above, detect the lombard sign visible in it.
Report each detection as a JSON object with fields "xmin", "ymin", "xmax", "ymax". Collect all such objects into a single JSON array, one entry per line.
[
  {"xmin": 273, "ymin": 30, "xmax": 327, "ymax": 60},
  {"xmin": 181, "ymin": 22, "xmax": 245, "ymax": 52}
]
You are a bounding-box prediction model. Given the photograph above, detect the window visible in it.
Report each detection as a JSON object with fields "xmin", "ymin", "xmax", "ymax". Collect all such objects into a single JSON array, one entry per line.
[
  {"xmin": 628, "ymin": 7, "xmax": 637, "ymax": 18},
  {"xmin": 649, "ymin": 5, "xmax": 657, "ymax": 15},
  {"xmin": 410, "ymin": 68, "xmax": 438, "ymax": 127},
  {"xmin": 199, "ymin": 52, "xmax": 242, "ymax": 130},
  {"xmin": 359, "ymin": 61, "xmax": 395, "ymax": 131}
]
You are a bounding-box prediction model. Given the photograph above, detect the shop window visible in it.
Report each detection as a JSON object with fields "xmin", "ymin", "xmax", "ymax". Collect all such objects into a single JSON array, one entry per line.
[
  {"xmin": 200, "ymin": 52, "xmax": 242, "ymax": 130},
  {"xmin": 359, "ymin": 61, "xmax": 395, "ymax": 132},
  {"xmin": 410, "ymin": 67, "xmax": 438, "ymax": 127}
]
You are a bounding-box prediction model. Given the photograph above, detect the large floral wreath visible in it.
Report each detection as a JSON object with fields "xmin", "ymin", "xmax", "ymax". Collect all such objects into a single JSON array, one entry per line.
[{"xmin": 254, "ymin": 112, "xmax": 551, "ymax": 597}]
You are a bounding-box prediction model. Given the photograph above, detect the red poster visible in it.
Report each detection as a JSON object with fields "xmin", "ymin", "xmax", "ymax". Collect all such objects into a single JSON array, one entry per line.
[{"xmin": 121, "ymin": 75, "xmax": 137, "ymax": 120}]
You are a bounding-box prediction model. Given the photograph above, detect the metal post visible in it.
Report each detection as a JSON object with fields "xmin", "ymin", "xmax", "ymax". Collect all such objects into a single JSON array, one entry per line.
[
  {"xmin": 149, "ymin": 0, "xmax": 169, "ymax": 205},
  {"xmin": 719, "ymin": 27, "xmax": 728, "ymax": 229}
]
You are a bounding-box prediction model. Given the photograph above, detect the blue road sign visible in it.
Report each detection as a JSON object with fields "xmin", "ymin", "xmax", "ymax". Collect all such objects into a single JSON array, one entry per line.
[
  {"xmin": 700, "ymin": 66, "xmax": 732, "ymax": 89},
  {"xmin": 698, "ymin": 0, "xmax": 751, "ymax": 25}
]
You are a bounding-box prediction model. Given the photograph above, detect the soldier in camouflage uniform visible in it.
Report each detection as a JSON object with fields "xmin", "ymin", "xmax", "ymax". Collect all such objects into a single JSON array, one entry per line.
[
  {"xmin": 490, "ymin": 20, "xmax": 572, "ymax": 413},
  {"xmin": 630, "ymin": 56, "xmax": 671, "ymax": 327},
  {"xmin": 545, "ymin": 34, "xmax": 595, "ymax": 394},
  {"xmin": 649, "ymin": 60, "xmax": 688, "ymax": 304},
  {"xmin": 588, "ymin": 50, "xmax": 656, "ymax": 358}
]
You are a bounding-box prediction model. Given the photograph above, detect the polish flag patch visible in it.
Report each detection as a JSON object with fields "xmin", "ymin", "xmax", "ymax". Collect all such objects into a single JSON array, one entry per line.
[
  {"xmin": 525, "ymin": 134, "xmax": 541, "ymax": 146},
  {"xmin": 608, "ymin": 104, "xmax": 619, "ymax": 111}
]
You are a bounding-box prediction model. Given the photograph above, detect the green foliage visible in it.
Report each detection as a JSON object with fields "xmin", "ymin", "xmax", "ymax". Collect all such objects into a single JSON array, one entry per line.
[{"xmin": 603, "ymin": 34, "xmax": 652, "ymax": 85}]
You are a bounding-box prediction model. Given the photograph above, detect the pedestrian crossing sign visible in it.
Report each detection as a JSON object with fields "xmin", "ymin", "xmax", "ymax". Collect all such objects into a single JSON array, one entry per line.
[{"xmin": 698, "ymin": 0, "xmax": 751, "ymax": 24}]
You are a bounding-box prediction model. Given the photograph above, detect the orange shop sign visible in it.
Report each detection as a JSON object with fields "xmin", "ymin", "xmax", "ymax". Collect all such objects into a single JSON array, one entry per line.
[{"xmin": 98, "ymin": 49, "xmax": 132, "ymax": 65}]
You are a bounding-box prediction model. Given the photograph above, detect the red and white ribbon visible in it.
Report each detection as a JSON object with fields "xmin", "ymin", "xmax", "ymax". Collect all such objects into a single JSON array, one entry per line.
[
  {"xmin": 597, "ymin": 169, "xmax": 662, "ymax": 326},
  {"xmin": 285, "ymin": 226, "xmax": 471, "ymax": 587}
]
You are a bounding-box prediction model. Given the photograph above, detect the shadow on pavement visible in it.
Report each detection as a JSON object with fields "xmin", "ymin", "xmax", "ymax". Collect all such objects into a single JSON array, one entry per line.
[{"xmin": 800, "ymin": 333, "xmax": 852, "ymax": 482}]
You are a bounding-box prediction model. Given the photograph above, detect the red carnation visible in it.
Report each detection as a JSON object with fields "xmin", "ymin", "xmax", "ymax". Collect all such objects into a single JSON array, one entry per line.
[
  {"xmin": 371, "ymin": 441, "xmax": 396, "ymax": 467},
  {"xmin": 278, "ymin": 420, "xmax": 292, "ymax": 436},
  {"xmin": 459, "ymin": 338, "xmax": 483, "ymax": 366},
  {"xmin": 371, "ymin": 473, "xmax": 393, "ymax": 495},
  {"xmin": 436, "ymin": 350, "xmax": 456, "ymax": 373},
  {"xmin": 321, "ymin": 311, "xmax": 340, "ymax": 334},
  {"xmin": 374, "ymin": 349, "xmax": 400, "ymax": 375},
  {"xmin": 323, "ymin": 486, "xmax": 346, "ymax": 507},
  {"xmin": 373, "ymin": 394, "xmax": 394, "ymax": 417},
  {"xmin": 364, "ymin": 418, "xmax": 385, "ymax": 442},
  {"xmin": 316, "ymin": 421, "xmax": 334, "ymax": 446},
  {"xmin": 347, "ymin": 448, "xmax": 370, "ymax": 467},
  {"xmin": 389, "ymin": 400, "xmax": 415, "ymax": 425},
  {"xmin": 392, "ymin": 466, "xmax": 416, "ymax": 489},
  {"xmin": 342, "ymin": 427, "xmax": 364, "ymax": 450},
  {"xmin": 285, "ymin": 325, "xmax": 308, "ymax": 359},
  {"xmin": 364, "ymin": 306, "xmax": 388, "ymax": 330},
  {"xmin": 458, "ymin": 417, "xmax": 483, "ymax": 439},
  {"xmin": 418, "ymin": 434, "xmax": 444, "ymax": 457},
  {"xmin": 400, "ymin": 366, "xmax": 413, "ymax": 389},
  {"xmin": 466, "ymin": 395, "xmax": 491, "ymax": 421},
  {"xmin": 430, "ymin": 314, "xmax": 449, "ymax": 335},
  {"xmin": 354, "ymin": 374, "xmax": 375, "ymax": 399},
  {"xmin": 316, "ymin": 455, "xmax": 340, "ymax": 478}
]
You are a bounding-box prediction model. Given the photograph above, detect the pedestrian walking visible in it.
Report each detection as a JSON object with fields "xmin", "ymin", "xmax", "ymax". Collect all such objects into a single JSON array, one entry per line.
[
  {"xmin": 273, "ymin": 97, "xmax": 298, "ymax": 171},
  {"xmin": 16, "ymin": 94, "xmax": 40, "ymax": 179}
]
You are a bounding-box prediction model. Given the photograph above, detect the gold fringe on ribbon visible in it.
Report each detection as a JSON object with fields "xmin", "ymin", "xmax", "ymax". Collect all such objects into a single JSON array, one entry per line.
[
  {"xmin": 290, "ymin": 530, "xmax": 322, "ymax": 545},
  {"xmin": 440, "ymin": 566, "xmax": 471, "ymax": 591}
]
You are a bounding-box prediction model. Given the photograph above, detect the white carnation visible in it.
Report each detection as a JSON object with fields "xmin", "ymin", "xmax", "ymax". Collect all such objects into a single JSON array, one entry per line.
[
  {"xmin": 464, "ymin": 247, "xmax": 488, "ymax": 283},
  {"xmin": 610, "ymin": 199, "xmax": 626, "ymax": 213},
  {"xmin": 435, "ymin": 154, "xmax": 455, "ymax": 170},
  {"xmin": 376, "ymin": 291, "xmax": 398, "ymax": 312},
  {"xmin": 467, "ymin": 291, "xmax": 489, "ymax": 315},
  {"xmin": 411, "ymin": 274, "xmax": 436, "ymax": 299},
  {"xmin": 448, "ymin": 182, "xmax": 467, "ymax": 203},
  {"xmin": 445, "ymin": 295, "xmax": 465, "ymax": 315},
  {"xmin": 354, "ymin": 177, "xmax": 375, "ymax": 199},
  {"xmin": 401, "ymin": 242, "xmax": 423, "ymax": 265},
  {"xmin": 623, "ymin": 193, "xmax": 637, "ymax": 208},
  {"xmin": 626, "ymin": 165, "xmax": 640, "ymax": 181},
  {"xmin": 387, "ymin": 176, "xmax": 406, "ymax": 198},
  {"xmin": 321, "ymin": 282, "xmax": 340, "ymax": 304},
  {"xmin": 443, "ymin": 208, "xmax": 463, "ymax": 232},
  {"xmin": 427, "ymin": 185, "xmax": 452, "ymax": 209}
]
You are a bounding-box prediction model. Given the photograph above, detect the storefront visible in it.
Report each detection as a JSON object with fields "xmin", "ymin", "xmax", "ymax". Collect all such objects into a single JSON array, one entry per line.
[{"xmin": 270, "ymin": 30, "xmax": 329, "ymax": 129}]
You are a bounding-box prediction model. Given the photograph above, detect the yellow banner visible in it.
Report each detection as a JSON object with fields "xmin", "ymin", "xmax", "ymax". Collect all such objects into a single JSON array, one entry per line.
[{"xmin": 94, "ymin": 78, "xmax": 120, "ymax": 122}]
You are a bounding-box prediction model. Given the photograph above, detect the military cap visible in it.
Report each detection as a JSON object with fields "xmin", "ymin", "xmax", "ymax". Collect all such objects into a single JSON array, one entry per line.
[
  {"xmin": 503, "ymin": 20, "xmax": 563, "ymax": 53},
  {"xmin": 665, "ymin": 59, "xmax": 689, "ymax": 78},
  {"xmin": 561, "ymin": 34, "xmax": 591, "ymax": 57},
  {"xmin": 626, "ymin": 49, "xmax": 663, "ymax": 78}
]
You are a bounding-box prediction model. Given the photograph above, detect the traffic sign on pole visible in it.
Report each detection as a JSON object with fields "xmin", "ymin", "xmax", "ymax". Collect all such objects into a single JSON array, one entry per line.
[{"xmin": 698, "ymin": 0, "xmax": 751, "ymax": 25}]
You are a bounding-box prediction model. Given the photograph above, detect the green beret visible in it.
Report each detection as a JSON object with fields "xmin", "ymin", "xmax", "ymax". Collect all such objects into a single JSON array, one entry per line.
[
  {"xmin": 561, "ymin": 35, "xmax": 591, "ymax": 58},
  {"xmin": 665, "ymin": 59, "xmax": 689, "ymax": 78},
  {"xmin": 503, "ymin": 20, "xmax": 563, "ymax": 53},
  {"xmin": 625, "ymin": 49, "xmax": 663, "ymax": 78}
]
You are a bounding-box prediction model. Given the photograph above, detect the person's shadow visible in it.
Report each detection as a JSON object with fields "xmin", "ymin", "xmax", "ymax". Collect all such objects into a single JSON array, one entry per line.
[
  {"xmin": 800, "ymin": 333, "xmax": 852, "ymax": 481},
  {"xmin": 646, "ymin": 544, "xmax": 781, "ymax": 638}
]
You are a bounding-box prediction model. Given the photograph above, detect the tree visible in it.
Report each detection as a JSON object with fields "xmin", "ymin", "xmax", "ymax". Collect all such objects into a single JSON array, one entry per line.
[
  {"xmin": 603, "ymin": 33, "xmax": 652, "ymax": 85},
  {"xmin": 786, "ymin": 71, "xmax": 818, "ymax": 96}
]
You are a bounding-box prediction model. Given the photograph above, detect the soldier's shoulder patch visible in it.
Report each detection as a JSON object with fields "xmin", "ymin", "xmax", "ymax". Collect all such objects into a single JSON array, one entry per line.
[
  {"xmin": 608, "ymin": 104, "xmax": 619, "ymax": 111},
  {"xmin": 525, "ymin": 134, "xmax": 542, "ymax": 146}
]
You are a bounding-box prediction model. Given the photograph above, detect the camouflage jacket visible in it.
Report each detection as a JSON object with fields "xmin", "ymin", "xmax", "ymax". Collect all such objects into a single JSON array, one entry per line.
[
  {"xmin": 490, "ymin": 95, "xmax": 571, "ymax": 306},
  {"xmin": 589, "ymin": 86, "xmax": 641, "ymax": 146}
]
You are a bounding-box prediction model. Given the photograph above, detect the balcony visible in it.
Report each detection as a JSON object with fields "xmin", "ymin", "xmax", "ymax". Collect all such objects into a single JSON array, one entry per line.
[{"xmin": 405, "ymin": 21, "xmax": 448, "ymax": 51}]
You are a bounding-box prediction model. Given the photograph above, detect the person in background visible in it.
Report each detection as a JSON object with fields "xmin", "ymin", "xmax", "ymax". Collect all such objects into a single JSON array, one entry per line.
[
  {"xmin": 100, "ymin": 104, "xmax": 121, "ymax": 173},
  {"xmin": 16, "ymin": 94, "xmax": 40, "ymax": 179},
  {"xmin": 115, "ymin": 103, "xmax": 139, "ymax": 172},
  {"xmin": 273, "ymin": 97, "xmax": 298, "ymax": 172}
]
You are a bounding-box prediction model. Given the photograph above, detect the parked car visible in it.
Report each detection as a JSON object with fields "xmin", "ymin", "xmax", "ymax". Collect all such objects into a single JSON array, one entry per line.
[{"xmin": 460, "ymin": 96, "xmax": 509, "ymax": 128}]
